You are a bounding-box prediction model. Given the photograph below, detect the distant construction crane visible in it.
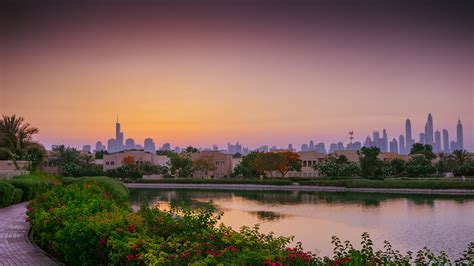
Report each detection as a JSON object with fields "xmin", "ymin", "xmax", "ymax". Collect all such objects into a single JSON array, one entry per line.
[{"xmin": 349, "ymin": 131, "xmax": 354, "ymax": 144}]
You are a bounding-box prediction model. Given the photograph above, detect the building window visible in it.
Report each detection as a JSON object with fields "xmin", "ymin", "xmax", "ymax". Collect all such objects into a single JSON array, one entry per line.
[
  {"xmin": 106, "ymin": 162, "xmax": 110, "ymax": 165},
  {"xmin": 302, "ymin": 161, "xmax": 307, "ymax": 167},
  {"xmin": 111, "ymin": 161, "xmax": 115, "ymax": 165}
]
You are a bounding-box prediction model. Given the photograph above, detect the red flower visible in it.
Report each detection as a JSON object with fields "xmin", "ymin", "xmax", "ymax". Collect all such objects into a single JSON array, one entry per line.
[
  {"xmin": 226, "ymin": 245, "xmax": 238, "ymax": 252},
  {"xmin": 127, "ymin": 224, "xmax": 136, "ymax": 233},
  {"xmin": 127, "ymin": 254, "xmax": 134, "ymax": 262},
  {"xmin": 133, "ymin": 244, "xmax": 138, "ymax": 250},
  {"xmin": 99, "ymin": 238, "xmax": 107, "ymax": 246},
  {"xmin": 134, "ymin": 253, "xmax": 141, "ymax": 259}
]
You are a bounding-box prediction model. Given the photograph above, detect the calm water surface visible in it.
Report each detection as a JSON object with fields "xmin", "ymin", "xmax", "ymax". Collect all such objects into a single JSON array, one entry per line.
[{"xmin": 129, "ymin": 189, "xmax": 474, "ymax": 258}]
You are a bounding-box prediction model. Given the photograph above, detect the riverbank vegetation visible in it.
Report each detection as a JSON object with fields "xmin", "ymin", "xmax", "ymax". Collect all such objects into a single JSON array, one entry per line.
[{"xmin": 26, "ymin": 176, "xmax": 474, "ymax": 265}]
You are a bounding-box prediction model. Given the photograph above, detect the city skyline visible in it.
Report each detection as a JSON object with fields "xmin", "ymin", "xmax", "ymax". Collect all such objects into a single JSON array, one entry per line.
[
  {"xmin": 2, "ymin": 0, "xmax": 472, "ymax": 151},
  {"xmin": 77, "ymin": 113, "xmax": 467, "ymax": 154}
]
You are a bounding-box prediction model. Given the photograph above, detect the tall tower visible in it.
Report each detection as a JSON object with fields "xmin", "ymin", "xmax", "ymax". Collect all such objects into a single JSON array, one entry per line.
[
  {"xmin": 434, "ymin": 130, "xmax": 441, "ymax": 153},
  {"xmin": 381, "ymin": 129, "xmax": 388, "ymax": 152},
  {"xmin": 456, "ymin": 119, "xmax": 464, "ymax": 150},
  {"xmin": 399, "ymin": 135, "xmax": 405, "ymax": 155},
  {"xmin": 115, "ymin": 115, "xmax": 124, "ymax": 151},
  {"xmin": 442, "ymin": 129, "xmax": 450, "ymax": 152},
  {"xmin": 405, "ymin": 119, "xmax": 413, "ymax": 151},
  {"xmin": 425, "ymin": 113, "xmax": 434, "ymax": 146}
]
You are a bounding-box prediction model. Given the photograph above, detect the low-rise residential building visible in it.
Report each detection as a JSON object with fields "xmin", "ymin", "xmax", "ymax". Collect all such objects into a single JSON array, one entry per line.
[
  {"xmin": 103, "ymin": 150, "xmax": 169, "ymax": 171},
  {"xmin": 191, "ymin": 151, "xmax": 233, "ymax": 178},
  {"xmin": 0, "ymin": 160, "xmax": 30, "ymax": 179}
]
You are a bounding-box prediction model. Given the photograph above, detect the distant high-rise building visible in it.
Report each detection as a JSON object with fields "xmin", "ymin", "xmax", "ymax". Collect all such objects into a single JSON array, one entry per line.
[
  {"xmin": 328, "ymin": 143, "xmax": 338, "ymax": 153},
  {"xmin": 95, "ymin": 141, "xmax": 105, "ymax": 152},
  {"xmin": 227, "ymin": 142, "xmax": 243, "ymax": 154},
  {"xmin": 381, "ymin": 129, "xmax": 388, "ymax": 152},
  {"xmin": 316, "ymin": 143, "xmax": 327, "ymax": 154},
  {"xmin": 346, "ymin": 141, "xmax": 361, "ymax": 151},
  {"xmin": 434, "ymin": 130, "xmax": 441, "ymax": 153},
  {"xmin": 125, "ymin": 138, "xmax": 135, "ymax": 150},
  {"xmin": 425, "ymin": 113, "xmax": 434, "ymax": 146},
  {"xmin": 363, "ymin": 136, "xmax": 373, "ymax": 147},
  {"xmin": 144, "ymin": 138, "xmax": 156, "ymax": 153},
  {"xmin": 242, "ymin": 147, "xmax": 250, "ymax": 155},
  {"xmin": 450, "ymin": 140, "xmax": 457, "ymax": 152},
  {"xmin": 399, "ymin": 135, "xmax": 405, "ymax": 155},
  {"xmin": 456, "ymin": 119, "xmax": 464, "ymax": 150},
  {"xmin": 309, "ymin": 140, "xmax": 315, "ymax": 151},
  {"xmin": 115, "ymin": 116, "xmax": 124, "ymax": 151},
  {"xmin": 82, "ymin": 145, "xmax": 91, "ymax": 153},
  {"xmin": 336, "ymin": 141, "xmax": 344, "ymax": 151},
  {"xmin": 442, "ymin": 129, "xmax": 450, "ymax": 153},
  {"xmin": 301, "ymin": 144, "xmax": 309, "ymax": 152},
  {"xmin": 107, "ymin": 138, "xmax": 117, "ymax": 153},
  {"xmin": 162, "ymin": 143, "xmax": 171, "ymax": 151},
  {"xmin": 288, "ymin": 144, "xmax": 294, "ymax": 151},
  {"xmin": 256, "ymin": 145, "xmax": 269, "ymax": 153},
  {"xmin": 373, "ymin": 131, "xmax": 380, "ymax": 148},
  {"xmin": 405, "ymin": 119, "xmax": 414, "ymax": 151},
  {"xmin": 419, "ymin": 133, "xmax": 425, "ymax": 144},
  {"xmin": 212, "ymin": 144, "xmax": 219, "ymax": 151},
  {"xmin": 389, "ymin": 138, "xmax": 398, "ymax": 153},
  {"xmin": 174, "ymin": 146, "xmax": 181, "ymax": 153}
]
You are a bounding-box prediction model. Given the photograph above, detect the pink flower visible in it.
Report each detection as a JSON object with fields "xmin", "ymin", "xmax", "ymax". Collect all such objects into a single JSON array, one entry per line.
[
  {"xmin": 133, "ymin": 243, "xmax": 138, "ymax": 250},
  {"xmin": 127, "ymin": 254, "xmax": 134, "ymax": 262},
  {"xmin": 226, "ymin": 245, "xmax": 237, "ymax": 252}
]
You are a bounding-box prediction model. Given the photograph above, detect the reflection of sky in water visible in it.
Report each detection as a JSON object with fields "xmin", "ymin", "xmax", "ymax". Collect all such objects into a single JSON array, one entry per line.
[{"xmin": 130, "ymin": 189, "xmax": 474, "ymax": 258}]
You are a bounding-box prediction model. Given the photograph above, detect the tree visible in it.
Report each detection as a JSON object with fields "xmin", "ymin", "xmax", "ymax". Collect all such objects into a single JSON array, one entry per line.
[
  {"xmin": 405, "ymin": 154, "xmax": 436, "ymax": 177},
  {"xmin": 359, "ymin": 146, "xmax": 383, "ymax": 179},
  {"xmin": 410, "ymin": 143, "xmax": 436, "ymax": 160},
  {"xmin": 169, "ymin": 153, "xmax": 193, "ymax": 178},
  {"xmin": 274, "ymin": 152, "xmax": 301, "ymax": 177},
  {"xmin": 232, "ymin": 152, "xmax": 260, "ymax": 177},
  {"xmin": 314, "ymin": 155, "xmax": 360, "ymax": 177},
  {"xmin": 94, "ymin": 150, "xmax": 108, "ymax": 159},
  {"xmin": 192, "ymin": 155, "xmax": 217, "ymax": 178},
  {"xmin": 0, "ymin": 115, "xmax": 45, "ymax": 170},
  {"xmin": 389, "ymin": 158, "xmax": 406, "ymax": 176},
  {"xmin": 253, "ymin": 152, "xmax": 281, "ymax": 177},
  {"xmin": 451, "ymin": 149, "xmax": 470, "ymax": 166},
  {"xmin": 122, "ymin": 155, "xmax": 136, "ymax": 167},
  {"xmin": 50, "ymin": 145, "xmax": 82, "ymax": 166},
  {"xmin": 184, "ymin": 146, "xmax": 199, "ymax": 154}
]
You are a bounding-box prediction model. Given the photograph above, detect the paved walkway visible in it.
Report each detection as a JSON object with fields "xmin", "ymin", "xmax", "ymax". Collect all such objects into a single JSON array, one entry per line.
[{"xmin": 0, "ymin": 202, "xmax": 56, "ymax": 265}]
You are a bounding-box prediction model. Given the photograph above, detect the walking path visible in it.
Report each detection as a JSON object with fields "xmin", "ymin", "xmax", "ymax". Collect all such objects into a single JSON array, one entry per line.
[
  {"xmin": 0, "ymin": 202, "xmax": 56, "ymax": 265},
  {"xmin": 126, "ymin": 183, "xmax": 474, "ymax": 195}
]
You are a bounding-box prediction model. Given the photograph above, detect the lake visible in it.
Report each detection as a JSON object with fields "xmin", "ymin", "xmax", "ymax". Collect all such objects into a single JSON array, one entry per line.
[{"xmin": 129, "ymin": 188, "xmax": 474, "ymax": 259}]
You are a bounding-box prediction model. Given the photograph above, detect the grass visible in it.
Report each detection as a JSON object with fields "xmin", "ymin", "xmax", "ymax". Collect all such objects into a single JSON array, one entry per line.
[
  {"xmin": 130, "ymin": 178, "xmax": 294, "ymax": 186},
  {"xmin": 299, "ymin": 178, "xmax": 474, "ymax": 190}
]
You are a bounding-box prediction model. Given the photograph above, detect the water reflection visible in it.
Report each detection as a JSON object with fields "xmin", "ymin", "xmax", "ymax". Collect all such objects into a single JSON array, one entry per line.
[{"xmin": 129, "ymin": 189, "xmax": 474, "ymax": 258}]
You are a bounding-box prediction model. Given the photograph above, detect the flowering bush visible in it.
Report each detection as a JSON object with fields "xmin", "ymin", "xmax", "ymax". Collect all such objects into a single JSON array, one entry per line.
[{"xmin": 28, "ymin": 177, "xmax": 474, "ymax": 265}]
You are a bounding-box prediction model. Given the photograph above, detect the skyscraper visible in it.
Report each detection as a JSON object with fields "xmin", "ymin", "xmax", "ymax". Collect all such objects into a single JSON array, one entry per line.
[
  {"xmin": 301, "ymin": 144, "xmax": 309, "ymax": 152},
  {"xmin": 419, "ymin": 133, "xmax": 425, "ymax": 144},
  {"xmin": 125, "ymin": 138, "xmax": 135, "ymax": 150},
  {"xmin": 162, "ymin": 143, "xmax": 171, "ymax": 151},
  {"xmin": 107, "ymin": 138, "xmax": 117, "ymax": 153},
  {"xmin": 115, "ymin": 116, "xmax": 124, "ymax": 151},
  {"xmin": 405, "ymin": 119, "xmax": 413, "ymax": 151},
  {"xmin": 442, "ymin": 129, "xmax": 450, "ymax": 153},
  {"xmin": 144, "ymin": 138, "xmax": 156, "ymax": 153},
  {"xmin": 364, "ymin": 136, "xmax": 373, "ymax": 147},
  {"xmin": 434, "ymin": 130, "xmax": 441, "ymax": 153},
  {"xmin": 381, "ymin": 129, "xmax": 388, "ymax": 152},
  {"xmin": 399, "ymin": 135, "xmax": 405, "ymax": 154},
  {"xmin": 389, "ymin": 138, "xmax": 398, "ymax": 153},
  {"xmin": 425, "ymin": 113, "xmax": 434, "ymax": 146},
  {"xmin": 95, "ymin": 141, "xmax": 105, "ymax": 152},
  {"xmin": 309, "ymin": 140, "xmax": 314, "ymax": 151},
  {"xmin": 316, "ymin": 143, "xmax": 326, "ymax": 154},
  {"xmin": 456, "ymin": 119, "xmax": 464, "ymax": 150}
]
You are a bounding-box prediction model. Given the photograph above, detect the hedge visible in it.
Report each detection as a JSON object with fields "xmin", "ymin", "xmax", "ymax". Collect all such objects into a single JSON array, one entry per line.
[
  {"xmin": 13, "ymin": 188, "xmax": 23, "ymax": 204},
  {"xmin": 8, "ymin": 175, "xmax": 52, "ymax": 201},
  {"xmin": 0, "ymin": 181, "xmax": 15, "ymax": 207},
  {"xmin": 131, "ymin": 178, "xmax": 294, "ymax": 186},
  {"xmin": 299, "ymin": 179, "xmax": 474, "ymax": 189},
  {"xmin": 67, "ymin": 176, "xmax": 129, "ymax": 204}
]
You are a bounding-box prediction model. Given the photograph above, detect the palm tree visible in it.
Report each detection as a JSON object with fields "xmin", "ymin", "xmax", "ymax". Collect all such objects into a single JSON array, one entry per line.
[
  {"xmin": 451, "ymin": 149, "xmax": 470, "ymax": 166},
  {"xmin": 49, "ymin": 145, "xmax": 82, "ymax": 166},
  {"xmin": 0, "ymin": 115, "xmax": 45, "ymax": 170}
]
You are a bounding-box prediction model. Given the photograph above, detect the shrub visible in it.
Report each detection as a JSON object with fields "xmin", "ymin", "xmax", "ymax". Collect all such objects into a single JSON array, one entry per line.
[
  {"xmin": 8, "ymin": 174, "xmax": 52, "ymax": 201},
  {"xmin": 0, "ymin": 180, "xmax": 15, "ymax": 207},
  {"xmin": 13, "ymin": 188, "xmax": 23, "ymax": 204},
  {"xmin": 132, "ymin": 178, "xmax": 294, "ymax": 186},
  {"xmin": 68, "ymin": 176, "xmax": 129, "ymax": 204}
]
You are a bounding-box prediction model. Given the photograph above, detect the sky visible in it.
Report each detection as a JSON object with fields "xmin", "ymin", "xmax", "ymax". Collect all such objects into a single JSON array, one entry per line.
[{"xmin": 1, "ymin": 0, "xmax": 473, "ymax": 151}]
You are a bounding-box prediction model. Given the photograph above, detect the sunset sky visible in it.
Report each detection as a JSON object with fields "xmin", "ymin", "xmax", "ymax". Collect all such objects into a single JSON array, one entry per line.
[{"xmin": 1, "ymin": 0, "xmax": 473, "ymax": 150}]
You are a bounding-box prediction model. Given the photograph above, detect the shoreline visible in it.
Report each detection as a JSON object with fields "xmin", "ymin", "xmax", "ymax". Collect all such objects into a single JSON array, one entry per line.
[{"xmin": 125, "ymin": 183, "xmax": 474, "ymax": 195}]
